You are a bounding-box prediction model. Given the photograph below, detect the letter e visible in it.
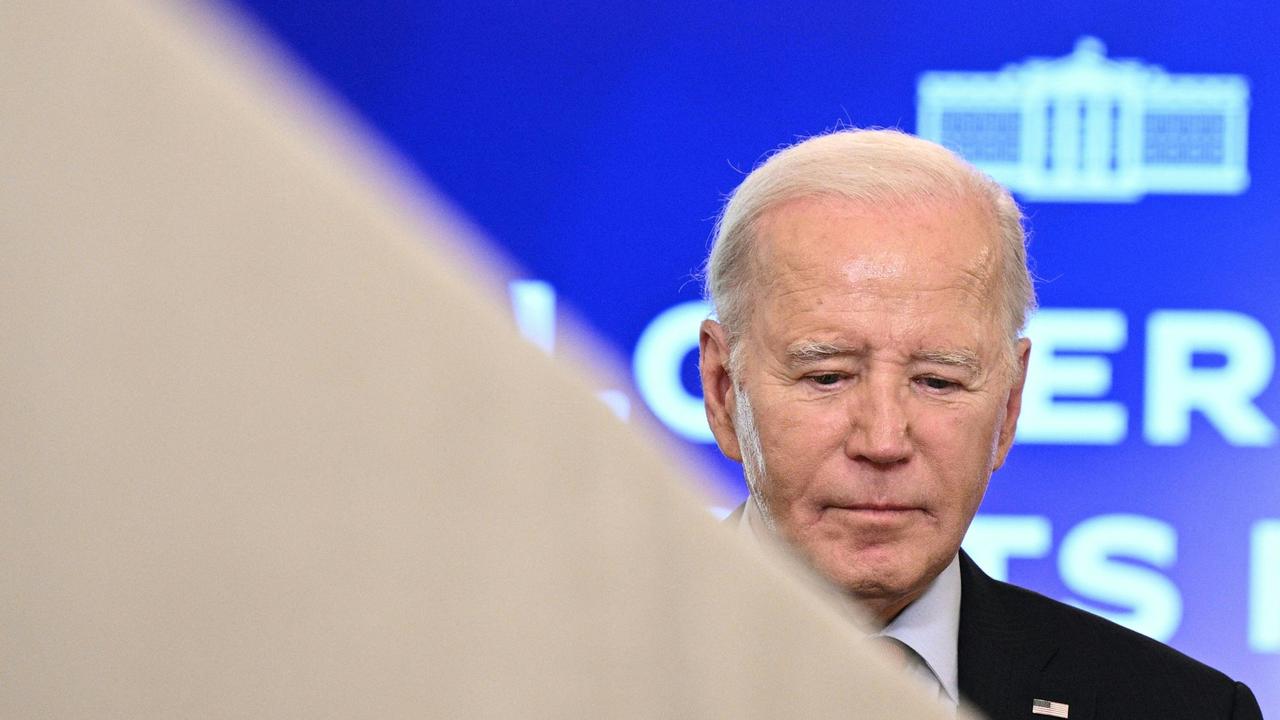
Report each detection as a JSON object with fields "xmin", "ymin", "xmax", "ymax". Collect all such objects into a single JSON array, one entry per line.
[{"xmin": 1018, "ymin": 309, "xmax": 1127, "ymax": 444}]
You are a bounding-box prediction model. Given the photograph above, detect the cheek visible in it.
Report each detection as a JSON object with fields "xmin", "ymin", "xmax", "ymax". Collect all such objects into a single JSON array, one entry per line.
[
  {"xmin": 916, "ymin": 404, "xmax": 1000, "ymax": 509},
  {"xmin": 921, "ymin": 397, "xmax": 1002, "ymax": 456},
  {"xmin": 757, "ymin": 401, "xmax": 849, "ymax": 500}
]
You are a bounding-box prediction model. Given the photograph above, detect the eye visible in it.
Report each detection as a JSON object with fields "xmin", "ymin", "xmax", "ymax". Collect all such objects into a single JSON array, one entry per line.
[
  {"xmin": 918, "ymin": 376, "xmax": 958, "ymax": 391},
  {"xmin": 809, "ymin": 372, "xmax": 843, "ymax": 386}
]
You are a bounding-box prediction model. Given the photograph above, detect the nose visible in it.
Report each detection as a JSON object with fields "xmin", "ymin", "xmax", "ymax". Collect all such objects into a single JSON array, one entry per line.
[{"xmin": 844, "ymin": 377, "xmax": 912, "ymax": 466}]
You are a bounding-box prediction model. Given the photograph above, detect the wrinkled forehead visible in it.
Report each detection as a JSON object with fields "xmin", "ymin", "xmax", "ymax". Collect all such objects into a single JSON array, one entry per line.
[{"xmin": 751, "ymin": 194, "xmax": 1003, "ymax": 304}]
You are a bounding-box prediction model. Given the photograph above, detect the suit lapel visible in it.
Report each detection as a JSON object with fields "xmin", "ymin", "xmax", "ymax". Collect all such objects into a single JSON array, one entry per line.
[
  {"xmin": 957, "ymin": 550, "xmax": 1035, "ymax": 719},
  {"xmin": 958, "ymin": 551, "xmax": 1095, "ymax": 720},
  {"xmin": 956, "ymin": 552, "xmax": 1073, "ymax": 720}
]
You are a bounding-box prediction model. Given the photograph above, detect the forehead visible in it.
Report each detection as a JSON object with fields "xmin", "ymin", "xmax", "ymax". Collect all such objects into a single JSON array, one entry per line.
[{"xmin": 753, "ymin": 195, "xmax": 999, "ymax": 305}]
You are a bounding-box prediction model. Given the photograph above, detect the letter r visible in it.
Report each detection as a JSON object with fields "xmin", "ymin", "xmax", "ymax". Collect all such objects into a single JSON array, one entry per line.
[{"xmin": 1145, "ymin": 310, "xmax": 1277, "ymax": 446}]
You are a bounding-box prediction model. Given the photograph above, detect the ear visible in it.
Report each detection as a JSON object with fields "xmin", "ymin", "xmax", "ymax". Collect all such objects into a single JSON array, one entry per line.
[
  {"xmin": 699, "ymin": 319, "xmax": 743, "ymax": 462},
  {"xmin": 993, "ymin": 337, "xmax": 1031, "ymax": 470}
]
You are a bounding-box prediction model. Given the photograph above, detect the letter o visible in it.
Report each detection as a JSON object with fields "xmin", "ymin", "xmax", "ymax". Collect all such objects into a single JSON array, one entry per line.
[{"xmin": 633, "ymin": 301, "xmax": 714, "ymax": 443}]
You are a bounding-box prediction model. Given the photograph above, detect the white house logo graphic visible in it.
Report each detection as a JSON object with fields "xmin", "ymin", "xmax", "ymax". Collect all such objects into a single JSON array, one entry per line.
[{"xmin": 916, "ymin": 37, "xmax": 1250, "ymax": 201}]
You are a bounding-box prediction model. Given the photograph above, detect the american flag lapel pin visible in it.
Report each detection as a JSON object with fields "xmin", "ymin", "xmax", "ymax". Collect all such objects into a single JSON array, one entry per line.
[{"xmin": 1031, "ymin": 698, "xmax": 1069, "ymax": 717}]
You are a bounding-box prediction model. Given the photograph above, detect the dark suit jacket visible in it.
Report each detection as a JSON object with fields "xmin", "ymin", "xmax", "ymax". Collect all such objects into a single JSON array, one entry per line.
[
  {"xmin": 724, "ymin": 504, "xmax": 1263, "ymax": 718},
  {"xmin": 957, "ymin": 550, "xmax": 1261, "ymax": 719}
]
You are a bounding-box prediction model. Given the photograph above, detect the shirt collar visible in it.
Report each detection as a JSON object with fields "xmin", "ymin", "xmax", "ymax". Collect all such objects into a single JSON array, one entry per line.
[
  {"xmin": 878, "ymin": 554, "xmax": 961, "ymax": 707},
  {"xmin": 736, "ymin": 499, "xmax": 961, "ymax": 707}
]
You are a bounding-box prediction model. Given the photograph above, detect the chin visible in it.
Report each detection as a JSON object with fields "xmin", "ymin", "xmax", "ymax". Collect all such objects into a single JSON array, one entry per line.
[{"xmin": 806, "ymin": 540, "xmax": 927, "ymax": 601}]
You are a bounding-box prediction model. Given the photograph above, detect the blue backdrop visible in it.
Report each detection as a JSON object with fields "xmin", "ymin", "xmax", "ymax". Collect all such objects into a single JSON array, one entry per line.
[{"xmin": 228, "ymin": 1, "xmax": 1279, "ymax": 707}]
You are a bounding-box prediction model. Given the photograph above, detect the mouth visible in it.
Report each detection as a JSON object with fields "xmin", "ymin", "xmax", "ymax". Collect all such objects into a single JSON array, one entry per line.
[
  {"xmin": 825, "ymin": 503, "xmax": 927, "ymax": 521},
  {"xmin": 833, "ymin": 502, "xmax": 922, "ymax": 512}
]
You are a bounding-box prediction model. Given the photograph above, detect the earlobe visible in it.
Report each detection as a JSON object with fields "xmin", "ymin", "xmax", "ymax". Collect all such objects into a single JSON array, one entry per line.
[
  {"xmin": 699, "ymin": 319, "xmax": 743, "ymax": 462},
  {"xmin": 993, "ymin": 337, "xmax": 1031, "ymax": 470}
]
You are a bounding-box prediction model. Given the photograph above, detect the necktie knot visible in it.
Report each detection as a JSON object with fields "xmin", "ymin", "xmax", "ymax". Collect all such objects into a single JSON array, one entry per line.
[
  {"xmin": 872, "ymin": 635, "xmax": 918, "ymax": 670},
  {"xmin": 871, "ymin": 635, "xmax": 949, "ymax": 708}
]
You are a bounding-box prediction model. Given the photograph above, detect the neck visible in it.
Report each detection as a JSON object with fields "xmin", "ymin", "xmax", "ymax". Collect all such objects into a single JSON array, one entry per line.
[{"xmin": 858, "ymin": 591, "xmax": 923, "ymax": 628}]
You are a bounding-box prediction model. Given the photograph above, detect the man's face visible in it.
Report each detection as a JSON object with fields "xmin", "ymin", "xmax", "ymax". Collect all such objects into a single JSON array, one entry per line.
[{"xmin": 701, "ymin": 195, "xmax": 1029, "ymax": 621}]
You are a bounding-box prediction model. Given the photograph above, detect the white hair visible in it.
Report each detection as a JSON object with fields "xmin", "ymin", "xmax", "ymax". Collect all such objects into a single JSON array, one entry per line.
[
  {"xmin": 703, "ymin": 128, "xmax": 1036, "ymax": 373},
  {"xmin": 732, "ymin": 382, "xmax": 775, "ymax": 532}
]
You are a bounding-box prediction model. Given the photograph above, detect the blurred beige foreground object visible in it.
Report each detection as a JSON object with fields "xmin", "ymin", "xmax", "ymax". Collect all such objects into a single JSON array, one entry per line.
[{"xmin": 0, "ymin": 1, "xmax": 970, "ymax": 718}]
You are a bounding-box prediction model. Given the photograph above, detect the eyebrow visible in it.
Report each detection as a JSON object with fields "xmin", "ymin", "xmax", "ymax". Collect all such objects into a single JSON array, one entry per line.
[
  {"xmin": 784, "ymin": 341, "xmax": 984, "ymax": 374},
  {"xmin": 784, "ymin": 341, "xmax": 863, "ymax": 365},
  {"xmin": 912, "ymin": 349, "xmax": 983, "ymax": 374}
]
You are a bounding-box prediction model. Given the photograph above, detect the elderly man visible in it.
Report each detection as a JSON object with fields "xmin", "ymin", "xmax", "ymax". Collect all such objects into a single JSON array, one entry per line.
[{"xmin": 699, "ymin": 129, "xmax": 1261, "ymax": 719}]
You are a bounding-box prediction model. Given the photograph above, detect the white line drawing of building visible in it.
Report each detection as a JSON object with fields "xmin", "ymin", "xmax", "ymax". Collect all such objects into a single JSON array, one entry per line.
[{"xmin": 916, "ymin": 37, "xmax": 1250, "ymax": 202}]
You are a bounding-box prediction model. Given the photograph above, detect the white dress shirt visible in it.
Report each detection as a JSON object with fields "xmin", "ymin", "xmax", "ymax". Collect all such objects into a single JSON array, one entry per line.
[{"xmin": 737, "ymin": 498, "xmax": 960, "ymax": 711}]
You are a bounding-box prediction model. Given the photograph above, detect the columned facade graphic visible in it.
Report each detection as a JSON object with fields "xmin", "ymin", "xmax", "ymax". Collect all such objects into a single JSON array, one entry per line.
[{"xmin": 917, "ymin": 37, "xmax": 1250, "ymax": 201}]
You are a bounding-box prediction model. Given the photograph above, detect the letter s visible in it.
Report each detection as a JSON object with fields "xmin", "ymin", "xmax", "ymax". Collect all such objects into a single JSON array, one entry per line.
[{"xmin": 1058, "ymin": 514, "xmax": 1182, "ymax": 642}]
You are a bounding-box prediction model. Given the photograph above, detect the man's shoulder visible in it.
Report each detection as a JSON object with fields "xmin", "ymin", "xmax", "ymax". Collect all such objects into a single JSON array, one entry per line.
[
  {"xmin": 960, "ymin": 553, "xmax": 1260, "ymax": 718},
  {"xmin": 981, "ymin": 569, "xmax": 1216, "ymax": 673}
]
